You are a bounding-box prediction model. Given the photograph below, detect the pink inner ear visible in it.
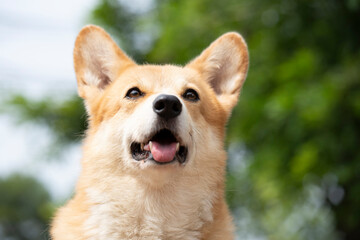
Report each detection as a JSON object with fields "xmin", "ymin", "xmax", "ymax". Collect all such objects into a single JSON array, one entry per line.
[
  {"xmin": 74, "ymin": 25, "xmax": 136, "ymax": 97},
  {"xmin": 186, "ymin": 32, "xmax": 249, "ymax": 97},
  {"xmin": 97, "ymin": 73, "xmax": 111, "ymax": 89}
]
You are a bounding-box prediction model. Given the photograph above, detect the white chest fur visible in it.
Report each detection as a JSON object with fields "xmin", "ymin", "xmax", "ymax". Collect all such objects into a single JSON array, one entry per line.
[{"xmin": 83, "ymin": 178, "xmax": 215, "ymax": 240}]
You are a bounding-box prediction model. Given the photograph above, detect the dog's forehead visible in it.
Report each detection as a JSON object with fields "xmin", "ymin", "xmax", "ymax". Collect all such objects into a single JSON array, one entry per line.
[{"xmin": 118, "ymin": 65, "xmax": 197, "ymax": 91}]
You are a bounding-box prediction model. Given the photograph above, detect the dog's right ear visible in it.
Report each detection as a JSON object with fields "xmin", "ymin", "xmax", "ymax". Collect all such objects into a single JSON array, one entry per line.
[
  {"xmin": 73, "ymin": 25, "xmax": 135, "ymax": 99},
  {"xmin": 186, "ymin": 32, "xmax": 249, "ymax": 117}
]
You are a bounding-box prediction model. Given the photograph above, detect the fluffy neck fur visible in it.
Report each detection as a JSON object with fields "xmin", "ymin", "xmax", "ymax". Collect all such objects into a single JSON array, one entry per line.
[{"xmin": 66, "ymin": 152, "xmax": 229, "ymax": 239}]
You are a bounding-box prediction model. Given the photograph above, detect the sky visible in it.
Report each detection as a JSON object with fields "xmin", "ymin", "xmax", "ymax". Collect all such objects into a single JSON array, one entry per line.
[
  {"xmin": 0, "ymin": 0, "xmax": 97, "ymax": 200},
  {"xmin": 0, "ymin": 0, "xmax": 97, "ymax": 97}
]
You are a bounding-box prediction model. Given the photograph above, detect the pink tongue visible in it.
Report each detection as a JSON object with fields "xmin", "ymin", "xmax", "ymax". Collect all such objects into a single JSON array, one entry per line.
[{"xmin": 151, "ymin": 141, "xmax": 177, "ymax": 163}]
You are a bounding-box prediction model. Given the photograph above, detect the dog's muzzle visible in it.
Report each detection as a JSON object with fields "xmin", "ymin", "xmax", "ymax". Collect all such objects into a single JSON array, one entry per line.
[
  {"xmin": 130, "ymin": 129, "xmax": 188, "ymax": 165},
  {"xmin": 130, "ymin": 95, "xmax": 188, "ymax": 165}
]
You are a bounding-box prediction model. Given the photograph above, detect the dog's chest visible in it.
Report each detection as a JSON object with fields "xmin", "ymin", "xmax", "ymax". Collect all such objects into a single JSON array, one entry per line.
[{"xmin": 84, "ymin": 186, "xmax": 214, "ymax": 240}]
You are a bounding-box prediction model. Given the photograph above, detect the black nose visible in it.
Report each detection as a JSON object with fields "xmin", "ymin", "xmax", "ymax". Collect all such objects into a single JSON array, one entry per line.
[{"xmin": 153, "ymin": 94, "xmax": 182, "ymax": 119}]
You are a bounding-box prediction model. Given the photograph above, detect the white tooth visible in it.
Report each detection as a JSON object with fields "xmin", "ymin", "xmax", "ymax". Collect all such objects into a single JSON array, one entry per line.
[
  {"xmin": 149, "ymin": 141, "xmax": 153, "ymax": 151},
  {"xmin": 140, "ymin": 143, "xmax": 144, "ymax": 150},
  {"xmin": 176, "ymin": 142, "xmax": 180, "ymax": 152}
]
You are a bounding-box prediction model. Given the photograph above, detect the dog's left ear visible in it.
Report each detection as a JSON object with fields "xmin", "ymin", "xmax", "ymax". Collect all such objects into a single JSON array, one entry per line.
[
  {"xmin": 187, "ymin": 32, "xmax": 249, "ymax": 113},
  {"xmin": 73, "ymin": 25, "xmax": 136, "ymax": 100}
]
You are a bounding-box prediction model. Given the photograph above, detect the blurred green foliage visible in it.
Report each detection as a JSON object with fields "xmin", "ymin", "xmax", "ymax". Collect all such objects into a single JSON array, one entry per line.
[
  {"xmin": 0, "ymin": 175, "xmax": 53, "ymax": 240},
  {"xmin": 5, "ymin": 95, "xmax": 87, "ymax": 144},
  {"xmin": 2, "ymin": 0, "xmax": 360, "ymax": 239}
]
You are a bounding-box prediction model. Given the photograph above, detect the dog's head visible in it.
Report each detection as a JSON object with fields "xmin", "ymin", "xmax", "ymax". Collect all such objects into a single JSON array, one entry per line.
[{"xmin": 74, "ymin": 25, "xmax": 248, "ymax": 183}]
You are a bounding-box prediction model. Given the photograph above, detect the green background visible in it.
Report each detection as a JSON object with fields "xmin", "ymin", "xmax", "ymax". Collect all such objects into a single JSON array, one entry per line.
[{"xmin": 1, "ymin": 0, "xmax": 360, "ymax": 239}]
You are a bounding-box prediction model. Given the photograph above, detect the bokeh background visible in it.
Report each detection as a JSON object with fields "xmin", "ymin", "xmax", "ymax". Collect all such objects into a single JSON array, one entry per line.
[{"xmin": 1, "ymin": 0, "xmax": 359, "ymax": 239}]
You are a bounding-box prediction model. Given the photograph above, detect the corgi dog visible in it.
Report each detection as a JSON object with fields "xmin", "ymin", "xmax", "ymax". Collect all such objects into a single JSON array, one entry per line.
[{"xmin": 51, "ymin": 25, "xmax": 249, "ymax": 240}]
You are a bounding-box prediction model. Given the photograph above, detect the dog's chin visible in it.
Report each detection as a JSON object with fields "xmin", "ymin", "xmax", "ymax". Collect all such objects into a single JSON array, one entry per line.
[{"xmin": 130, "ymin": 129, "xmax": 188, "ymax": 166}]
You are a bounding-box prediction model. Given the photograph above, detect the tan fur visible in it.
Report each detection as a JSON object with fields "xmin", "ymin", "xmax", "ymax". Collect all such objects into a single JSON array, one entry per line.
[{"xmin": 51, "ymin": 25, "xmax": 249, "ymax": 240}]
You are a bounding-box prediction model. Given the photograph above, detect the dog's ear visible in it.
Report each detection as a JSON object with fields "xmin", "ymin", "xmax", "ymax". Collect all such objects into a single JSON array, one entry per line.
[
  {"xmin": 73, "ymin": 25, "xmax": 135, "ymax": 99},
  {"xmin": 187, "ymin": 32, "xmax": 249, "ymax": 113}
]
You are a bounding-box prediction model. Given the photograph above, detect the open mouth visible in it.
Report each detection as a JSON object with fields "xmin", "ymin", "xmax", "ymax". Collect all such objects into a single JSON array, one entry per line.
[{"xmin": 130, "ymin": 129, "xmax": 187, "ymax": 165}]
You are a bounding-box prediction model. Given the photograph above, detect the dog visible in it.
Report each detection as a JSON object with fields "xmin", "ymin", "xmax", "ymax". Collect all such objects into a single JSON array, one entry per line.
[{"xmin": 51, "ymin": 25, "xmax": 249, "ymax": 240}]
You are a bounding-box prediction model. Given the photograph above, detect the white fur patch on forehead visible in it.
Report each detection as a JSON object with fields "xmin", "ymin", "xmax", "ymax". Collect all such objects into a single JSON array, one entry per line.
[
  {"xmin": 127, "ymin": 65, "xmax": 190, "ymax": 94},
  {"xmin": 159, "ymin": 65, "xmax": 189, "ymax": 83}
]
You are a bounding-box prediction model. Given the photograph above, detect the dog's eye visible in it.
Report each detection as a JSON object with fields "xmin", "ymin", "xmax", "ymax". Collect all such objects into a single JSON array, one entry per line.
[
  {"xmin": 183, "ymin": 89, "xmax": 199, "ymax": 102},
  {"xmin": 125, "ymin": 87, "xmax": 143, "ymax": 99}
]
